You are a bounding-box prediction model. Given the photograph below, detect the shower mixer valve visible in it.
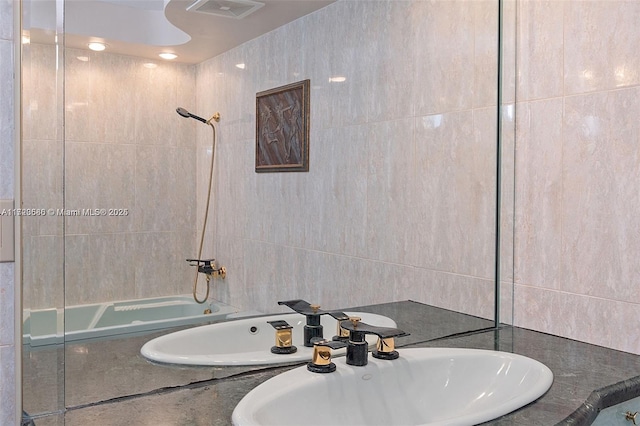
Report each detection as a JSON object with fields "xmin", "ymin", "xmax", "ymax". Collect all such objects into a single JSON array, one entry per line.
[{"xmin": 186, "ymin": 258, "xmax": 226, "ymax": 279}]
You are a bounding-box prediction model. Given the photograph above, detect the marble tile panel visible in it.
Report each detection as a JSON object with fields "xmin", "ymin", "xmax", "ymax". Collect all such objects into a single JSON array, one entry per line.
[
  {"xmin": 323, "ymin": 256, "xmax": 381, "ymax": 308},
  {"xmin": 311, "ymin": 124, "xmax": 368, "ymax": 257},
  {"xmin": 134, "ymin": 62, "xmax": 177, "ymax": 146},
  {"xmin": 171, "ymin": 147, "xmax": 196, "ymax": 232},
  {"xmin": 472, "ymin": 0, "xmax": 499, "ymax": 108},
  {"xmin": 0, "ymin": 39, "xmax": 13, "ymax": 199},
  {"xmin": 213, "ymin": 134, "xmax": 250, "ymax": 244},
  {"xmin": 561, "ymin": 88, "xmax": 640, "ymax": 302},
  {"xmin": 0, "ymin": 0, "xmax": 12, "ymax": 40},
  {"xmin": 23, "ymin": 43, "xmax": 59, "ymax": 142},
  {"xmin": 99, "ymin": 53, "xmax": 137, "ymax": 145},
  {"xmin": 22, "ymin": 235, "xmax": 63, "ymax": 310},
  {"xmin": 514, "ymin": 284, "xmax": 640, "ymax": 355},
  {"xmin": 174, "ymin": 63, "xmax": 197, "ymax": 148},
  {"xmin": 500, "ymin": 279, "xmax": 514, "ymax": 325},
  {"xmin": 134, "ymin": 232, "xmax": 179, "ymax": 299},
  {"xmin": 415, "ymin": 267, "xmax": 495, "ymax": 321},
  {"xmin": 0, "ymin": 262, "xmax": 14, "ymax": 346},
  {"xmin": 195, "ymin": 144, "xmax": 215, "ymax": 241},
  {"xmin": 174, "ymin": 230, "xmax": 197, "ymax": 296},
  {"xmin": 513, "ymin": 99, "xmax": 563, "ymax": 289},
  {"xmin": 362, "ymin": 1, "xmax": 416, "ymax": 123},
  {"xmin": 367, "ymin": 260, "xmax": 417, "ymax": 305},
  {"xmin": 239, "ymin": 242, "xmax": 408, "ymax": 314},
  {"xmin": 516, "ymin": 0, "xmax": 564, "ymax": 101},
  {"xmin": 65, "ymin": 48, "xmax": 107, "ymax": 144},
  {"xmin": 500, "ymin": 0, "xmax": 517, "ymax": 104},
  {"xmin": 64, "ymin": 142, "xmax": 135, "ymax": 235},
  {"xmin": 64, "ymin": 233, "xmax": 135, "ymax": 305},
  {"xmin": 564, "ymin": 1, "xmax": 640, "ymax": 94},
  {"xmin": 500, "ymin": 103, "xmax": 516, "ymax": 282},
  {"xmin": 363, "ymin": 118, "xmax": 416, "ymax": 264},
  {"xmin": 309, "ymin": 0, "xmax": 369, "ymax": 128},
  {"xmin": 134, "ymin": 145, "xmax": 178, "ymax": 233},
  {"xmin": 413, "ymin": 109, "xmax": 496, "ymax": 278},
  {"xmin": 241, "ymin": 241, "xmax": 284, "ymax": 313},
  {"xmin": 413, "ymin": 0, "xmax": 475, "ymax": 115},
  {"xmin": 277, "ymin": 15, "xmax": 308, "ymax": 91},
  {"xmin": 0, "ymin": 345, "xmax": 16, "ymax": 426},
  {"xmin": 21, "ymin": 139, "xmax": 64, "ymax": 237}
]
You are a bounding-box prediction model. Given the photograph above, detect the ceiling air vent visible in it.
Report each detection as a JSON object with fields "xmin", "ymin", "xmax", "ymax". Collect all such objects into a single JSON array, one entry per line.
[{"xmin": 186, "ymin": 0, "xmax": 265, "ymax": 19}]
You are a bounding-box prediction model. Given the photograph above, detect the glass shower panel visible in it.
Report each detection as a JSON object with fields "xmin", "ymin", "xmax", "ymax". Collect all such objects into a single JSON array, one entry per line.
[
  {"xmin": 498, "ymin": 0, "xmax": 517, "ymax": 327},
  {"xmin": 21, "ymin": 0, "xmax": 66, "ymax": 419}
]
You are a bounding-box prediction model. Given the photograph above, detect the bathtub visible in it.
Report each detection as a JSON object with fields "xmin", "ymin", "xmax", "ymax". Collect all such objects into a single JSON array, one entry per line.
[{"xmin": 23, "ymin": 295, "xmax": 244, "ymax": 346}]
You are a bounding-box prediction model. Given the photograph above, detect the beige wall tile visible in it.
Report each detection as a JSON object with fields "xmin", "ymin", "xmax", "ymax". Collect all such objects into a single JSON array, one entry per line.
[
  {"xmin": 514, "ymin": 1, "xmax": 640, "ymax": 354},
  {"xmin": 562, "ymin": 88, "xmax": 640, "ymax": 301},
  {"xmin": 514, "ymin": 99, "xmax": 563, "ymax": 288},
  {"xmin": 564, "ymin": 1, "xmax": 640, "ymax": 94},
  {"xmin": 517, "ymin": 0, "xmax": 564, "ymax": 101}
]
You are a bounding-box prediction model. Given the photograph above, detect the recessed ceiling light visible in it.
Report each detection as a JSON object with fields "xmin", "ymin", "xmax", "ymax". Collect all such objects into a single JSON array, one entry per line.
[
  {"xmin": 329, "ymin": 76, "xmax": 346, "ymax": 83},
  {"xmin": 159, "ymin": 52, "xmax": 177, "ymax": 60},
  {"xmin": 88, "ymin": 42, "xmax": 106, "ymax": 51}
]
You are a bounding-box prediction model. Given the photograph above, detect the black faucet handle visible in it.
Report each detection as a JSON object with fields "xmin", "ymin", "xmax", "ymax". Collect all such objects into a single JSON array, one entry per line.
[
  {"xmin": 339, "ymin": 320, "xmax": 409, "ymax": 339},
  {"xmin": 328, "ymin": 311, "xmax": 349, "ymax": 321},
  {"xmin": 276, "ymin": 301, "xmax": 350, "ymax": 320},
  {"xmin": 267, "ymin": 320, "xmax": 293, "ymax": 330},
  {"xmin": 310, "ymin": 338, "xmax": 348, "ymax": 350},
  {"xmin": 186, "ymin": 258, "xmax": 215, "ymax": 266},
  {"xmin": 277, "ymin": 299, "xmax": 323, "ymax": 315}
]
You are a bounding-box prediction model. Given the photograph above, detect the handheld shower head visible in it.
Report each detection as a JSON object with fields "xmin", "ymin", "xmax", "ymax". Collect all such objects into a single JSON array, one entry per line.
[{"xmin": 176, "ymin": 107, "xmax": 208, "ymax": 124}]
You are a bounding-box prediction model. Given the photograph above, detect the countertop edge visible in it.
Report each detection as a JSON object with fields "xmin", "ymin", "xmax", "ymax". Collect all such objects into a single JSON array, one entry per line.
[{"xmin": 557, "ymin": 375, "xmax": 640, "ymax": 425}]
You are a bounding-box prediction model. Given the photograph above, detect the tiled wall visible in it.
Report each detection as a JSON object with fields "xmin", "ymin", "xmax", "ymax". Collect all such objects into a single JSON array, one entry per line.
[
  {"xmin": 195, "ymin": 0, "xmax": 500, "ymax": 317},
  {"xmin": 22, "ymin": 47, "xmax": 199, "ymax": 308},
  {"xmin": 0, "ymin": 0, "xmax": 16, "ymax": 423},
  {"xmin": 514, "ymin": 1, "xmax": 640, "ymax": 354}
]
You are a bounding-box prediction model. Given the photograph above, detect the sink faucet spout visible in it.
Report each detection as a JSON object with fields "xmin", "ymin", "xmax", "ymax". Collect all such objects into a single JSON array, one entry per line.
[
  {"xmin": 340, "ymin": 318, "xmax": 409, "ymax": 366},
  {"xmin": 277, "ymin": 299, "xmax": 348, "ymax": 347}
]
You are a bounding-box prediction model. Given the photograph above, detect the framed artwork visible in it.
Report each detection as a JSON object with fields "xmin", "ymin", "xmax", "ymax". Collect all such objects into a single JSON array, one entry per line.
[{"xmin": 255, "ymin": 79, "xmax": 310, "ymax": 172}]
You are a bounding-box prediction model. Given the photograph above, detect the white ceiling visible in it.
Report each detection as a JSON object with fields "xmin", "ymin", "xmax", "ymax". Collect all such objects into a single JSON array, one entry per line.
[{"xmin": 28, "ymin": 0, "xmax": 335, "ymax": 64}]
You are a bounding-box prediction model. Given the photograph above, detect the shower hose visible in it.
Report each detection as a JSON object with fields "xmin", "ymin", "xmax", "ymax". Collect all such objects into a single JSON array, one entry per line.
[{"xmin": 193, "ymin": 117, "xmax": 218, "ymax": 304}]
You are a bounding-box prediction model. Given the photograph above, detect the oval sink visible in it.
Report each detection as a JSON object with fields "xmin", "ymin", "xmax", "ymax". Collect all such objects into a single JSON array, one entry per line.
[
  {"xmin": 141, "ymin": 311, "xmax": 396, "ymax": 366},
  {"xmin": 231, "ymin": 348, "xmax": 553, "ymax": 426}
]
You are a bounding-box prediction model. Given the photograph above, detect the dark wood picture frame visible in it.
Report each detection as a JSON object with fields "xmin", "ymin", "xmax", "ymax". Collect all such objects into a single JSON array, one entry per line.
[{"xmin": 255, "ymin": 79, "xmax": 310, "ymax": 172}]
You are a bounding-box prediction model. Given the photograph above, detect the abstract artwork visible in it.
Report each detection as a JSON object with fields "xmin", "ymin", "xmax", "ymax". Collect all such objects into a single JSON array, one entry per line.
[{"xmin": 255, "ymin": 79, "xmax": 310, "ymax": 172}]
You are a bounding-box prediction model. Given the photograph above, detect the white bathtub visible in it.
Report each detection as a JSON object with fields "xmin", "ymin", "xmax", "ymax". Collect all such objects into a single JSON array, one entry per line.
[{"xmin": 23, "ymin": 295, "xmax": 243, "ymax": 346}]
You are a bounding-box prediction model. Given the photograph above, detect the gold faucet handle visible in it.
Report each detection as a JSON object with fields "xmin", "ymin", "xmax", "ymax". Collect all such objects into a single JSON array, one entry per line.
[
  {"xmin": 309, "ymin": 304, "xmax": 321, "ymax": 313},
  {"xmin": 626, "ymin": 411, "xmax": 638, "ymax": 425},
  {"xmin": 267, "ymin": 320, "xmax": 297, "ymax": 355},
  {"xmin": 373, "ymin": 336, "xmax": 400, "ymax": 360},
  {"xmin": 307, "ymin": 339, "xmax": 347, "ymax": 373}
]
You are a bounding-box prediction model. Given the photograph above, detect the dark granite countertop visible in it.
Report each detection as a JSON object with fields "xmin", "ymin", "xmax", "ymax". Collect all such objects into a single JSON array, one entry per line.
[{"xmin": 23, "ymin": 301, "xmax": 640, "ymax": 425}]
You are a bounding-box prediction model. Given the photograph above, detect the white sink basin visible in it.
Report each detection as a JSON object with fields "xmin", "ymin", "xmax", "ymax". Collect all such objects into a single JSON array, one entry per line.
[
  {"xmin": 140, "ymin": 311, "xmax": 396, "ymax": 366},
  {"xmin": 231, "ymin": 347, "xmax": 553, "ymax": 426}
]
